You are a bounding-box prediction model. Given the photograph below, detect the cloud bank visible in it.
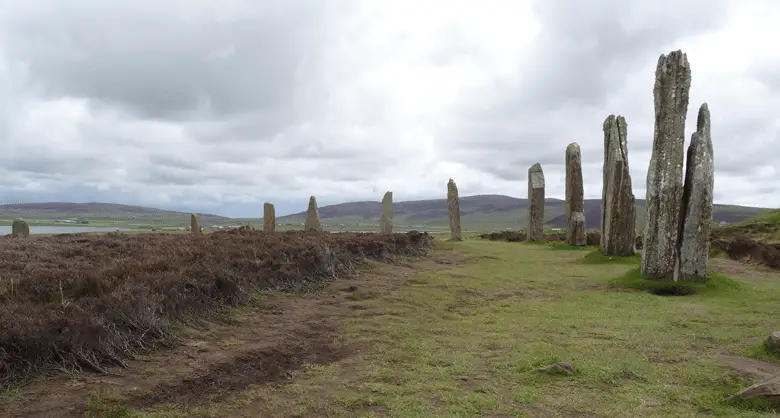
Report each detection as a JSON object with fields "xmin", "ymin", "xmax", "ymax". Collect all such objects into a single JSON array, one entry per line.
[{"xmin": 0, "ymin": 0, "xmax": 777, "ymax": 216}]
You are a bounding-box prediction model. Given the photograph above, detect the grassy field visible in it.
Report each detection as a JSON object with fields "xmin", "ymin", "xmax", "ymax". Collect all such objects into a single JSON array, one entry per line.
[
  {"xmin": 3, "ymin": 238, "xmax": 763, "ymax": 417},
  {"xmin": 715, "ymin": 209, "xmax": 780, "ymax": 243}
]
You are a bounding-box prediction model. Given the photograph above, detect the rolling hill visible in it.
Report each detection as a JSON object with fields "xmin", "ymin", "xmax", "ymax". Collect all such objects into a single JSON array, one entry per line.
[
  {"xmin": 279, "ymin": 194, "xmax": 772, "ymax": 232},
  {"xmin": 0, "ymin": 202, "xmax": 229, "ymax": 227}
]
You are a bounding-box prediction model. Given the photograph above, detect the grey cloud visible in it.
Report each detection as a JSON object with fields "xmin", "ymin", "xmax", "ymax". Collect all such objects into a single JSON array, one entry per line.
[
  {"xmin": 0, "ymin": 1, "xmax": 776, "ymax": 216},
  {"xmin": 439, "ymin": 0, "xmax": 732, "ymax": 184},
  {"xmin": 1, "ymin": 1, "xmax": 328, "ymax": 121}
]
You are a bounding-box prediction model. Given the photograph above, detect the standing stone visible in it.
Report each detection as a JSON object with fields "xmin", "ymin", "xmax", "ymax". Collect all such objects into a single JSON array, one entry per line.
[
  {"xmin": 190, "ymin": 214, "xmax": 201, "ymax": 235},
  {"xmin": 601, "ymin": 115, "xmax": 636, "ymax": 256},
  {"xmin": 263, "ymin": 202, "xmax": 276, "ymax": 232},
  {"xmin": 446, "ymin": 178, "xmax": 462, "ymax": 241},
  {"xmin": 565, "ymin": 143, "xmax": 586, "ymax": 246},
  {"xmin": 642, "ymin": 50, "xmax": 692, "ymax": 280},
  {"xmin": 527, "ymin": 163, "xmax": 545, "ymax": 242},
  {"xmin": 678, "ymin": 103, "xmax": 714, "ymax": 282},
  {"xmin": 304, "ymin": 196, "xmax": 322, "ymax": 231},
  {"xmin": 380, "ymin": 191, "xmax": 393, "ymax": 234},
  {"xmin": 11, "ymin": 219, "xmax": 29, "ymax": 238}
]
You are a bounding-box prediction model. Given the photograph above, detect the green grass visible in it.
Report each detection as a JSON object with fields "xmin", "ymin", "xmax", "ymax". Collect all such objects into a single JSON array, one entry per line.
[
  {"xmin": 261, "ymin": 240, "xmax": 778, "ymax": 417},
  {"xmin": 79, "ymin": 239, "xmax": 780, "ymax": 417},
  {"xmin": 714, "ymin": 208, "xmax": 780, "ymax": 243},
  {"xmin": 582, "ymin": 249, "xmax": 643, "ymax": 264}
]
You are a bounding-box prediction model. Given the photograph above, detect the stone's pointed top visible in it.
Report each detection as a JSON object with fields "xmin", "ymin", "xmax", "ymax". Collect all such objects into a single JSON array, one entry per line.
[
  {"xmin": 603, "ymin": 114, "xmax": 619, "ymax": 128},
  {"xmin": 529, "ymin": 162, "xmax": 543, "ymax": 173},
  {"xmin": 308, "ymin": 196, "xmax": 317, "ymax": 205},
  {"xmin": 567, "ymin": 142, "xmax": 580, "ymax": 151},
  {"xmin": 697, "ymin": 102, "xmax": 710, "ymax": 132},
  {"xmin": 448, "ymin": 178, "xmax": 455, "ymax": 184},
  {"xmin": 658, "ymin": 50, "xmax": 689, "ymax": 66}
]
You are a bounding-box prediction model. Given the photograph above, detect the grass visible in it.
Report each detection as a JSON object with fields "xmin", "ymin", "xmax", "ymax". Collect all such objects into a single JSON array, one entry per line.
[
  {"xmin": 715, "ymin": 209, "xmax": 780, "ymax": 243},
  {"xmin": 33, "ymin": 238, "xmax": 780, "ymax": 417},
  {"xmin": 201, "ymin": 240, "xmax": 780, "ymax": 416}
]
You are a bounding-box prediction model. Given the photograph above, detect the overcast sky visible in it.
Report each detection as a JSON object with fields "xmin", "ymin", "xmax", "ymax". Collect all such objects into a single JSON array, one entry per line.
[{"xmin": 0, "ymin": 0, "xmax": 778, "ymax": 217}]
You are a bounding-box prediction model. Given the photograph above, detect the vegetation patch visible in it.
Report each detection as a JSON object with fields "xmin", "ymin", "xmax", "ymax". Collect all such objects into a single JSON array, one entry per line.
[
  {"xmin": 607, "ymin": 268, "xmax": 743, "ymax": 297},
  {"xmin": 744, "ymin": 340, "xmax": 780, "ymax": 365},
  {"xmin": 582, "ymin": 249, "xmax": 642, "ymax": 265},
  {"xmin": 0, "ymin": 229, "xmax": 433, "ymax": 387}
]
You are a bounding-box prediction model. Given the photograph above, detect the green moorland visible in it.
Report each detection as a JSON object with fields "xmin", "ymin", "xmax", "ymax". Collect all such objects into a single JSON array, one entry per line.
[
  {"xmin": 715, "ymin": 209, "xmax": 780, "ymax": 243},
  {"xmin": 85, "ymin": 238, "xmax": 780, "ymax": 417}
]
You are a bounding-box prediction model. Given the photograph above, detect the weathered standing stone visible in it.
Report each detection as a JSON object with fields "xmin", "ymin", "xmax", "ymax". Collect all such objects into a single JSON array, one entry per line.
[
  {"xmin": 263, "ymin": 202, "xmax": 276, "ymax": 232},
  {"xmin": 678, "ymin": 103, "xmax": 714, "ymax": 281},
  {"xmin": 304, "ymin": 196, "xmax": 322, "ymax": 231},
  {"xmin": 567, "ymin": 212, "xmax": 586, "ymax": 247},
  {"xmin": 527, "ymin": 163, "xmax": 545, "ymax": 242},
  {"xmin": 11, "ymin": 219, "xmax": 29, "ymax": 238},
  {"xmin": 380, "ymin": 191, "xmax": 393, "ymax": 234},
  {"xmin": 642, "ymin": 50, "xmax": 692, "ymax": 280},
  {"xmin": 565, "ymin": 143, "xmax": 586, "ymax": 246},
  {"xmin": 447, "ymin": 178, "xmax": 462, "ymax": 241},
  {"xmin": 601, "ymin": 115, "xmax": 636, "ymax": 256},
  {"xmin": 190, "ymin": 214, "xmax": 201, "ymax": 235}
]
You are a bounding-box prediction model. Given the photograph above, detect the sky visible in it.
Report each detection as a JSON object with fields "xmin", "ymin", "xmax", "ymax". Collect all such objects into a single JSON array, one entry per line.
[{"xmin": 0, "ymin": 0, "xmax": 778, "ymax": 218}]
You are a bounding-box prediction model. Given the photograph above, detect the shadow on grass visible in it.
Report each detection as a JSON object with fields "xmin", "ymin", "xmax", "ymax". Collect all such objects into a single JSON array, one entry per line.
[
  {"xmin": 582, "ymin": 249, "xmax": 642, "ymax": 265},
  {"xmin": 607, "ymin": 268, "xmax": 743, "ymax": 297},
  {"xmin": 545, "ymin": 243, "xmax": 596, "ymax": 251}
]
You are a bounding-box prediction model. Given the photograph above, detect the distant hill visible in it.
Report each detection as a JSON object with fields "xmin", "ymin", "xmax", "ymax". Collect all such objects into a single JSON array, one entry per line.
[
  {"xmin": 279, "ymin": 194, "xmax": 772, "ymax": 231},
  {"xmin": 0, "ymin": 202, "xmax": 229, "ymax": 226},
  {"xmin": 712, "ymin": 209, "xmax": 780, "ymax": 243}
]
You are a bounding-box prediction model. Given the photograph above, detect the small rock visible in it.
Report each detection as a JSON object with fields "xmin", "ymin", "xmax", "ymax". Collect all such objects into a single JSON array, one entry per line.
[
  {"xmin": 767, "ymin": 331, "xmax": 780, "ymax": 353},
  {"xmin": 535, "ymin": 362, "xmax": 574, "ymax": 376},
  {"xmin": 11, "ymin": 219, "xmax": 29, "ymax": 238},
  {"xmin": 263, "ymin": 202, "xmax": 276, "ymax": 232},
  {"xmin": 304, "ymin": 196, "xmax": 322, "ymax": 231},
  {"xmin": 190, "ymin": 214, "xmax": 201, "ymax": 235},
  {"xmin": 527, "ymin": 163, "xmax": 546, "ymax": 242},
  {"xmin": 380, "ymin": 191, "xmax": 393, "ymax": 233},
  {"xmin": 728, "ymin": 372, "xmax": 780, "ymax": 407},
  {"xmin": 447, "ymin": 178, "xmax": 462, "ymax": 241}
]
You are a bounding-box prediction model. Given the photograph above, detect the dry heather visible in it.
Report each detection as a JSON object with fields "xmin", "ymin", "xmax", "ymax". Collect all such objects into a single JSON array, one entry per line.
[
  {"xmin": 479, "ymin": 230, "xmax": 601, "ymax": 246},
  {"xmin": 0, "ymin": 229, "xmax": 433, "ymax": 387}
]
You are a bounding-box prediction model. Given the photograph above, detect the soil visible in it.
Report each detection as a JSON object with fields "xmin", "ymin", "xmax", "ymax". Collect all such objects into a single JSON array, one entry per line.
[
  {"xmin": 0, "ymin": 244, "xmax": 450, "ymax": 418},
  {"xmin": 0, "ymin": 229, "xmax": 432, "ymax": 388}
]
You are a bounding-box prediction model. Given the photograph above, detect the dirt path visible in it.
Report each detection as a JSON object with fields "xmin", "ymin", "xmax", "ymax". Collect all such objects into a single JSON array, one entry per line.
[{"xmin": 0, "ymin": 252, "xmax": 455, "ymax": 418}]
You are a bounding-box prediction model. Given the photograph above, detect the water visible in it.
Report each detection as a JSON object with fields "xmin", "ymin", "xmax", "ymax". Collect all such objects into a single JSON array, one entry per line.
[{"xmin": 0, "ymin": 226, "xmax": 131, "ymax": 235}]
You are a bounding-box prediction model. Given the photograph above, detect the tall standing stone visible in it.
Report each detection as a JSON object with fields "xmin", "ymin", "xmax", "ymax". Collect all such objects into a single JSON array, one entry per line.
[
  {"xmin": 447, "ymin": 178, "xmax": 462, "ymax": 241},
  {"xmin": 380, "ymin": 191, "xmax": 393, "ymax": 233},
  {"xmin": 678, "ymin": 103, "xmax": 714, "ymax": 282},
  {"xmin": 527, "ymin": 163, "xmax": 545, "ymax": 242},
  {"xmin": 190, "ymin": 214, "xmax": 201, "ymax": 235},
  {"xmin": 642, "ymin": 50, "xmax": 692, "ymax": 280},
  {"xmin": 565, "ymin": 143, "xmax": 586, "ymax": 246},
  {"xmin": 304, "ymin": 196, "xmax": 322, "ymax": 231},
  {"xmin": 601, "ymin": 115, "xmax": 636, "ymax": 256},
  {"xmin": 263, "ymin": 202, "xmax": 276, "ymax": 232},
  {"xmin": 11, "ymin": 219, "xmax": 29, "ymax": 238}
]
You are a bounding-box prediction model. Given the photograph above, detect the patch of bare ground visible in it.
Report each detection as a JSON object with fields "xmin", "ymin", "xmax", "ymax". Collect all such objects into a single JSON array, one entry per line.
[
  {"xmin": 515, "ymin": 404, "xmax": 606, "ymax": 418},
  {"xmin": 0, "ymin": 249, "xmax": 452, "ymax": 418},
  {"xmin": 717, "ymin": 355, "xmax": 780, "ymax": 383}
]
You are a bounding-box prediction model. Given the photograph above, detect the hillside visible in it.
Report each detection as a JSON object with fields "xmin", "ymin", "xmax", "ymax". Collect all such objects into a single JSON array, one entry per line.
[
  {"xmin": 0, "ymin": 202, "xmax": 229, "ymax": 227},
  {"xmin": 279, "ymin": 194, "xmax": 772, "ymax": 231},
  {"xmin": 712, "ymin": 209, "xmax": 780, "ymax": 243}
]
